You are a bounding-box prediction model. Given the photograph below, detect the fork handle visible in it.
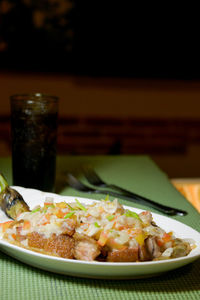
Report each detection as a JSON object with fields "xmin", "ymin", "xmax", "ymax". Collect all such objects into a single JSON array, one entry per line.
[{"xmin": 95, "ymin": 188, "xmax": 187, "ymax": 216}]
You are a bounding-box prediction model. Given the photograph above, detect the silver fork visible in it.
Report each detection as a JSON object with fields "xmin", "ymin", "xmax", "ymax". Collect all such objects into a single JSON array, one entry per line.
[
  {"xmin": 66, "ymin": 173, "xmax": 187, "ymax": 216},
  {"xmin": 83, "ymin": 167, "xmax": 139, "ymax": 195}
]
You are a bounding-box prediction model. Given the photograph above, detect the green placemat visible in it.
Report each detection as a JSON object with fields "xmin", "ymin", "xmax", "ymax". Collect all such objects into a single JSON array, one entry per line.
[
  {"xmin": 55, "ymin": 155, "xmax": 200, "ymax": 229},
  {"xmin": 0, "ymin": 155, "xmax": 200, "ymax": 300}
]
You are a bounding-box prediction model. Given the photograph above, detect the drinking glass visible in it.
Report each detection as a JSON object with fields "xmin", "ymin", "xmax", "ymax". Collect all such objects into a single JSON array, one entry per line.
[{"xmin": 10, "ymin": 93, "xmax": 59, "ymax": 192}]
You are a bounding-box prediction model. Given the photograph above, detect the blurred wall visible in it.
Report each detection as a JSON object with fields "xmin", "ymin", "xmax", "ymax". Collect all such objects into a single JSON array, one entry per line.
[
  {"xmin": 1, "ymin": 71, "xmax": 200, "ymax": 119},
  {"xmin": 1, "ymin": 71, "xmax": 200, "ymax": 178}
]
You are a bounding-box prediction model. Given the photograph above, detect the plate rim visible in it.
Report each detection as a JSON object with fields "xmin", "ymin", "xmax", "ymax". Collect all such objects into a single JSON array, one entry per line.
[{"xmin": 0, "ymin": 186, "xmax": 200, "ymax": 278}]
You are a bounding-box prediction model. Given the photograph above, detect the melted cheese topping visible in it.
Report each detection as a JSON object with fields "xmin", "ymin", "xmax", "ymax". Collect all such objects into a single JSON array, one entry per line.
[{"xmin": 1, "ymin": 197, "xmax": 170, "ymax": 251}]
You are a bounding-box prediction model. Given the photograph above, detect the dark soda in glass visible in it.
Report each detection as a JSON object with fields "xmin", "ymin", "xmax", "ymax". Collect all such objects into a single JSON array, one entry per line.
[{"xmin": 10, "ymin": 94, "xmax": 59, "ymax": 192}]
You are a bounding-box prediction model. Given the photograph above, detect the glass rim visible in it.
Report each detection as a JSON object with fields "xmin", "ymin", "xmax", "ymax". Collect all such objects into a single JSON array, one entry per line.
[{"xmin": 10, "ymin": 93, "xmax": 59, "ymax": 102}]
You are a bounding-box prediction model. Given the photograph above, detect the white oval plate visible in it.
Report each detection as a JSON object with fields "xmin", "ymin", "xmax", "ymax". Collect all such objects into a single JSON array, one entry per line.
[{"xmin": 0, "ymin": 187, "xmax": 200, "ymax": 279}]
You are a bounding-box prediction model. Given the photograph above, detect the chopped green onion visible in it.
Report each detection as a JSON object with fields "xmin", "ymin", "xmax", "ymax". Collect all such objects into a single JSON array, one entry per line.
[
  {"xmin": 107, "ymin": 215, "xmax": 115, "ymax": 221},
  {"xmin": 124, "ymin": 210, "xmax": 140, "ymax": 220},
  {"xmin": 75, "ymin": 199, "xmax": 87, "ymax": 211},
  {"xmin": 104, "ymin": 195, "xmax": 109, "ymax": 201},
  {"xmin": 94, "ymin": 222, "xmax": 100, "ymax": 228},
  {"xmin": 66, "ymin": 203, "xmax": 75, "ymax": 210},
  {"xmin": 31, "ymin": 208, "xmax": 41, "ymax": 214},
  {"xmin": 64, "ymin": 211, "xmax": 75, "ymax": 219}
]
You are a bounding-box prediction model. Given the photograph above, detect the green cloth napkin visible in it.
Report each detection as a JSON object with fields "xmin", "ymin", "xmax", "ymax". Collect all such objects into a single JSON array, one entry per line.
[{"xmin": 0, "ymin": 155, "xmax": 199, "ymax": 300}]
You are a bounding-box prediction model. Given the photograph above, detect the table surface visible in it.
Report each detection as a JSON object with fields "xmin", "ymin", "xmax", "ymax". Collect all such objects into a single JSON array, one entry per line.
[{"xmin": 0, "ymin": 155, "xmax": 200, "ymax": 300}]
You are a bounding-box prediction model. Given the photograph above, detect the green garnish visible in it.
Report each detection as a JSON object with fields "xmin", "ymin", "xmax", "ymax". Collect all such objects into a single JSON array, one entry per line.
[
  {"xmin": 124, "ymin": 210, "xmax": 140, "ymax": 220},
  {"xmin": 104, "ymin": 195, "xmax": 109, "ymax": 201},
  {"xmin": 64, "ymin": 211, "xmax": 75, "ymax": 219},
  {"xmin": 107, "ymin": 215, "xmax": 115, "ymax": 221},
  {"xmin": 75, "ymin": 199, "xmax": 87, "ymax": 211},
  {"xmin": 31, "ymin": 208, "xmax": 41, "ymax": 214},
  {"xmin": 94, "ymin": 222, "xmax": 100, "ymax": 228},
  {"xmin": 66, "ymin": 203, "xmax": 75, "ymax": 210}
]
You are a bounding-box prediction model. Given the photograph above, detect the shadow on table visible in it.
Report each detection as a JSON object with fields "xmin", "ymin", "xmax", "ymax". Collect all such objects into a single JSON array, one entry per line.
[{"xmin": 1, "ymin": 250, "xmax": 199, "ymax": 294}]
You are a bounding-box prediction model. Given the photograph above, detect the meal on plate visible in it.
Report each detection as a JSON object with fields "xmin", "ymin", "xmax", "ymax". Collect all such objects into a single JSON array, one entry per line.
[{"xmin": 0, "ymin": 193, "xmax": 195, "ymax": 262}]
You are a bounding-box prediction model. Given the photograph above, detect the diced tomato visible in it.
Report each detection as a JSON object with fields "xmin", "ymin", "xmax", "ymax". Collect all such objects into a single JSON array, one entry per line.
[
  {"xmin": 55, "ymin": 209, "xmax": 66, "ymax": 219},
  {"xmin": 117, "ymin": 225, "xmax": 128, "ymax": 230},
  {"xmin": 156, "ymin": 232, "xmax": 172, "ymax": 247},
  {"xmin": 22, "ymin": 220, "xmax": 31, "ymax": 230},
  {"xmin": 97, "ymin": 230, "xmax": 109, "ymax": 246},
  {"xmin": 0, "ymin": 221, "xmax": 13, "ymax": 232},
  {"xmin": 157, "ymin": 239, "xmax": 164, "ymax": 247},
  {"xmin": 12, "ymin": 233, "xmax": 16, "ymax": 240},
  {"xmin": 44, "ymin": 203, "xmax": 55, "ymax": 209},
  {"xmin": 140, "ymin": 211, "xmax": 149, "ymax": 216},
  {"xmin": 163, "ymin": 232, "xmax": 172, "ymax": 243}
]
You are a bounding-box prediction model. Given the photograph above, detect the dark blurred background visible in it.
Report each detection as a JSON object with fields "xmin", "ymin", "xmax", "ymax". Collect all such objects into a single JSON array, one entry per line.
[
  {"xmin": 0, "ymin": 0, "xmax": 200, "ymax": 177},
  {"xmin": 1, "ymin": 0, "xmax": 199, "ymax": 78}
]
